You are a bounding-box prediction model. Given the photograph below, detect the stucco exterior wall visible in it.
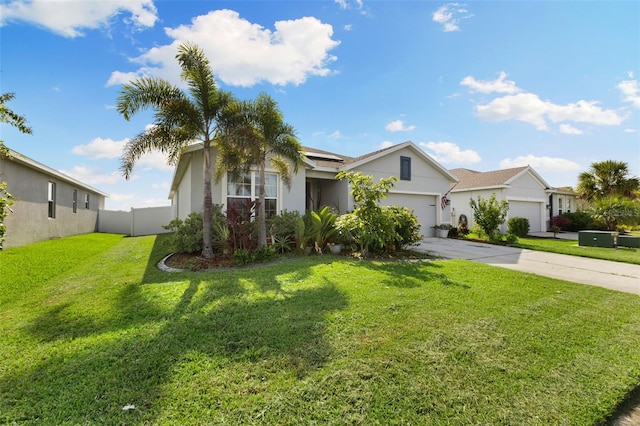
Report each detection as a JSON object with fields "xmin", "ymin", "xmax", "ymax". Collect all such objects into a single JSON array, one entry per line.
[
  {"xmin": 449, "ymin": 188, "xmax": 505, "ymax": 231},
  {"xmin": 352, "ymin": 146, "xmax": 454, "ymax": 230},
  {"xmin": 2, "ymin": 158, "xmax": 104, "ymax": 248}
]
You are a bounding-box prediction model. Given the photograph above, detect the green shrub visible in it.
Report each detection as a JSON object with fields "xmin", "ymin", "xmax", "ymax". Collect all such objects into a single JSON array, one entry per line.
[
  {"xmin": 163, "ymin": 212, "xmax": 204, "ymax": 254},
  {"xmin": 385, "ymin": 205, "xmax": 422, "ymax": 249},
  {"xmin": 232, "ymin": 248, "xmax": 250, "ymax": 266},
  {"xmin": 561, "ymin": 211, "xmax": 593, "ymax": 231},
  {"xmin": 163, "ymin": 206, "xmax": 228, "ymax": 254},
  {"xmin": 310, "ymin": 206, "xmax": 338, "ymax": 252},
  {"xmin": 505, "ymin": 233, "xmax": 519, "ymax": 244},
  {"xmin": 507, "ymin": 217, "xmax": 530, "ymax": 237},
  {"xmin": 267, "ymin": 210, "xmax": 301, "ymax": 240},
  {"xmin": 253, "ymin": 245, "xmax": 276, "ymax": 262}
]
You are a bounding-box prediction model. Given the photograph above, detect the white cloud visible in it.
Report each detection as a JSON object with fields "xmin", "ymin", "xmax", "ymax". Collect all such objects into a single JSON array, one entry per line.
[
  {"xmin": 618, "ymin": 79, "xmax": 640, "ymax": 108},
  {"xmin": 72, "ymin": 137, "xmax": 127, "ymax": 159},
  {"xmin": 0, "ymin": 0, "xmax": 157, "ymax": 37},
  {"xmin": 385, "ymin": 120, "xmax": 415, "ymax": 132},
  {"xmin": 107, "ymin": 10, "xmax": 340, "ymax": 88},
  {"xmin": 499, "ymin": 155, "xmax": 581, "ymax": 171},
  {"xmin": 151, "ymin": 181, "xmax": 169, "ymax": 190},
  {"xmin": 460, "ymin": 71, "xmax": 521, "ymax": 94},
  {"xmin": 137, "ymin": 151, "xmax": 176, "ymax": 173},
  {"xmin": 475, "ymin": 92, "xmax": 623, "ymax": 131},
  {"xmin": 624, "ymin": 128, "xmax": 637, "ymax": 133},
  {"xmin": 328, "ymin": 130, "xmax": 344, "ymax": 139},
  {"xmin": 378, "ymin": 141, "xmax": 395, "ymax": 149},
  {"xmin": 419, "ymin": 141, "xmax": 481, "ymax": 164},
  {"xmin": 559, "ymin": 124, "xmax": 583, "ymax": 135},
  {"xmin": 344, "ymin": 24, "xmax": 353, "ymax": 31},
  {"xmin": 433, "ymin": 3, "xmax": 473, "ymax": 32},
  {"xmin": 61, "ymin": 165, "xmax": 123, "ymax": 185},
  {"xmin": 335, "ymin": 0, "xmax": 363, "ymax": 10}
]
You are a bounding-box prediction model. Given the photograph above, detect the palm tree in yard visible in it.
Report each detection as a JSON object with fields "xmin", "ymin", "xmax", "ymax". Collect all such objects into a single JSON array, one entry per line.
[
  {"xmin": 216, "ymin": 93, "xmax": 304, "ymax": 247},
  {"xmin": 577, "ymin": 160, "xmax": 639, "ymax": 202},
  {"xmin": 117, "ymin": 43, "xmax": 232, "ymax": 259}
]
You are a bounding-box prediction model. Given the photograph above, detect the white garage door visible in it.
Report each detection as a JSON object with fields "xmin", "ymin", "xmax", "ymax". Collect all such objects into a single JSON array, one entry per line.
[
  {"xmin": 382, "ymin": 194, "xmax": 437, "ymax": 236},
  {"xmin": 508, "ymin": 201, "xmax": 543, "ymax": 233}
]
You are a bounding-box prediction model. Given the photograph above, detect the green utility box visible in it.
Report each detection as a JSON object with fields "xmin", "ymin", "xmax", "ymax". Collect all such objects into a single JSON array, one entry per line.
[
  {"xmin": 618, "ymin": 235, "xmax": 640, "ymax": 248},
  {"xmin": 578, "ymin": 230, "xmax": 618, "ymax": 248}
]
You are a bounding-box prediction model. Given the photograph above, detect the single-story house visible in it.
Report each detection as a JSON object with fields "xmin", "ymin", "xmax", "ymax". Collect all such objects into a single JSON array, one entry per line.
[
  {"xmin": 548, "ymin": 186, "xmax": 580, "ymax": 218},
  {"xmin": 1, "ymin": 149, "xmax": 108, "ymax": 248},
  {"xmin": 169, "ymin": 141, "xmax": 458, "ymax": 236},
  {"xmin": 448, "ymin": 166, "xmax": 552, "ymax": 233}
]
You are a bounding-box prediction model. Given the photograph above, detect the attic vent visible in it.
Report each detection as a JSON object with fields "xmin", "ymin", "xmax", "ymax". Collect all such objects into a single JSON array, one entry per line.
[{"xmin": 305, "ymin": 152, "xmax": 344, "ymax": 163}]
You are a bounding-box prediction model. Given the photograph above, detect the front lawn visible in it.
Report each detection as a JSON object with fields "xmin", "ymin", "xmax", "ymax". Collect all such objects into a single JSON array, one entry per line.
[
  {"xmin": 1, "ymin": 233, "xmax": 639, "ymax": 425},
  {"xmin": 515, "ymin": 236, "xmax": 640, "ymax": 265}
]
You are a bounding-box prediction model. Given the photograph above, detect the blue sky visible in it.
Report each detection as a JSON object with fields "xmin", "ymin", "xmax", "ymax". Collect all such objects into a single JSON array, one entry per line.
[{"xmin": 1, "ymin": 0, "xmax": 638, "ymax": 211}]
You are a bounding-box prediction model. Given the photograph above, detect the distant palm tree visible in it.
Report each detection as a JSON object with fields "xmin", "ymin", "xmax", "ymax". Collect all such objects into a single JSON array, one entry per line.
[
  {"xmin": 117, "ymin": 43, "xmax": 232, "ymax": 259},
  {"xmin": 577, "ymin": 160, "xmax": 639, "ymax": 202},
  {"xmin": 216, "ymin": 93, "xmax": 304, "ymax": 247}
]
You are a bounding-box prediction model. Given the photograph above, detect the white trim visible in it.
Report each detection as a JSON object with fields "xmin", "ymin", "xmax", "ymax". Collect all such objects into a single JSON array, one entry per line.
[
  {"xmin": 506, "ymin": 196, "xmax": 546, "ymax": 203},
  {"xmin": 388, "ymin": 190, "xmax": 440, "ymax": 196},
  {"xmin": 451, "ymin": 184, "xmax": 509, "ymax": 192}
]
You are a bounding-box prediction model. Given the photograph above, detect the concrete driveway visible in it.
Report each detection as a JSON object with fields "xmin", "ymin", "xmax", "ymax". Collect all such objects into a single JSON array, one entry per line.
[{"xmin": 414, "ymin": 238, "xmax": 640, "ymax": 296}]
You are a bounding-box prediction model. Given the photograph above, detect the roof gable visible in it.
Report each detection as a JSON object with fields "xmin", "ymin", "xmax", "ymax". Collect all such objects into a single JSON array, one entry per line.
[
  {"xmin": 344, "ymin": 141, "xmax": 458, "ymax": 182},
  {"xmin": 450, "ymin": 166, "xmax": 550, "ymax": 191}
]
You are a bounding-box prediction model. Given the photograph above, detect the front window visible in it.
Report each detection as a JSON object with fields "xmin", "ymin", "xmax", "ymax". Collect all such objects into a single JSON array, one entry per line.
[
  {"xmin": 400, "ymin": 156, "xmax": 411, "ymax": 181},
  {"xmin": 48, "ymin": 182, "xmax": 56, "ymax": 218},
  {"xmin": 85, "ymin": 193, "xmax": 90, "ymax": 209},
  {"xmin": 558, "ymin": 198, "xmax": 563, "ymax": 215},
  {"xmin": 226, "ymin": 171, "xmax": 278, "ymax": 218}
]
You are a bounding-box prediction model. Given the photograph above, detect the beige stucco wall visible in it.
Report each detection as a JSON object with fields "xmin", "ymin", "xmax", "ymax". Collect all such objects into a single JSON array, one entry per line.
[
  {"xmin": 351, "ymin": 146, "xmax": 453, "ymax": 230},
  {"xmin": 1, "ymin": 158, "xmax": 104, "ymax": 248}
]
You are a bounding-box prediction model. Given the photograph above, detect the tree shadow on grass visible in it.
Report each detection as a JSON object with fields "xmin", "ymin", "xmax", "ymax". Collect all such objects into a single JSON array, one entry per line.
[
  {"xmin": 359, "ymin": 259, "xmax": 471, "ymax": 290},
  {"xmin": 4, "ymin": 235, "xmax": 347, "ymax": 425}
]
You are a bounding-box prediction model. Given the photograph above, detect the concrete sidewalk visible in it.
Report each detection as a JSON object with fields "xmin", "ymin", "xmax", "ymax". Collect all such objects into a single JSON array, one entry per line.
[{"xmin": 414, "ymin": 238, "xmax": 640, "ymax": 295}]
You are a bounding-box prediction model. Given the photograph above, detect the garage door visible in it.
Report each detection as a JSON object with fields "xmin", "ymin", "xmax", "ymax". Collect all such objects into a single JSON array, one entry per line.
[
  {"xmin": 508, "ymin": 201, "xmax": 543, "ymax": 233},
  {"xmin": 382, "ymin": 193, "xmax": 437, "ymax": 236}
]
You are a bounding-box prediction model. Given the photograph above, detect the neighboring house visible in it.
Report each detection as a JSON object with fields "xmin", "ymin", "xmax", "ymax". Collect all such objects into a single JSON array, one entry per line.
[
  {"xmin": 1, "ymin": 149, "xmax": 107, "ymax": 248},
  {"xmin": 548, "ymin": 186, "xmax": 580, "ymax": 218},
  {"xmin": 169, "ymin": 141, "xmax": 458, "ymax": 236},
  {"xmin": 448, "ymin": 166, "xmax": 552, "ymax": 233}
]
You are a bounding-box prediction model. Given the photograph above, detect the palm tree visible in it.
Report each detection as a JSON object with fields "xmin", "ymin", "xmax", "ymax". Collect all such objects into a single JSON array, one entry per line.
[
  {"xmin": 117, "ymin": 43, "xmax": 232, "ymax": 259},
  {"xmin": 577, "ymin": 160, "xmax": 639, "ymax": 202},
  {"xmin": 216, "ymin": 93, "xmax": 304, "ymax": 247}
]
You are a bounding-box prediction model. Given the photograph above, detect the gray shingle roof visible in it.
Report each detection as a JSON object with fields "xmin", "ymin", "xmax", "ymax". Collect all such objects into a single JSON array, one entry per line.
[{"xmin": 449, "ymin": 166, "xmax": 529, "ymax": 190}]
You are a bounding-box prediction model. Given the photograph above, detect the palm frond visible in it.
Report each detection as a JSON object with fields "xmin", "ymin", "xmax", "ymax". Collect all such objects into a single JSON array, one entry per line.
[{"xmin": 116, "ymin": 77, "xmax": 184, "ymax": 121}]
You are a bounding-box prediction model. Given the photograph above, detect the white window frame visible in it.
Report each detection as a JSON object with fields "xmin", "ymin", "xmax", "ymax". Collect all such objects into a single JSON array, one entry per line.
[
  {"xmin": 224, "ymin": 171, "xmax": 280, "ymax": 218},
  {"xmin": 48, "ymin": 181, "xmax": 56, "ymax": 218}
]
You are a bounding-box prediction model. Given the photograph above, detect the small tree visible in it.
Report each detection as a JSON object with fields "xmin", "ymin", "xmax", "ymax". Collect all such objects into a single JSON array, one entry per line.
[
  {"xmin": 335, "ymin": 171, "xmax": 397, "ymax": 255},
  {"xmin": 590, "ymin": 196, "xmax": 640, "ymax": 231},
  {"xmin": 469, "ymin": 193, "xmax": 509, "ymax": 238},
  {"xmin": 549, "ymin": 215, "xmax": 571, "ymax": 237}
]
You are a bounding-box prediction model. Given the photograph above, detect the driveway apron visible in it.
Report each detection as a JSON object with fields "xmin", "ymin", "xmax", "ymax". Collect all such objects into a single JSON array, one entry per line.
[{"xmin": 414, "ymin": 238, "xmax": 640, "ymax": 296}]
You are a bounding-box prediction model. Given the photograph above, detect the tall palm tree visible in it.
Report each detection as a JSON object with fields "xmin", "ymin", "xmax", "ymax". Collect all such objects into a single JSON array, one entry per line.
[
  {"xmin": 117, "ymin": 43, "xmax": 232, "ymax": 258},
  {"xmin": 577, "ymin": 160, "xmax": 639, "ymax": 202},
  {"xmin": 216, "ymin": 93, "xmax": 304, "ymax": 247}
]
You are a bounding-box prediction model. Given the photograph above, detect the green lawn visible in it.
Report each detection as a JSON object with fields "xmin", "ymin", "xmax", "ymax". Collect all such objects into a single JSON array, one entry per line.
[
  {"xmin": 1, "ymin": 233, "xmax": 640, "ymax": 425},
  {"xmin": 515, "ymin": 236, "xmax": 640, "ymax": 265}
]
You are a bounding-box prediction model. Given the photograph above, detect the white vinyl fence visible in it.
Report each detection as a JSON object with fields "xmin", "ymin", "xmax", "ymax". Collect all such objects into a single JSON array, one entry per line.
[{"xmin": 98, "ymin": 206, "xmax": 173, "ymax": 236}]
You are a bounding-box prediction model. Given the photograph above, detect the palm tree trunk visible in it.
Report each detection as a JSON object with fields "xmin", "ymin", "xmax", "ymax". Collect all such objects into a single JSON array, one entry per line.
[
  {"xmin": 202, "ymin": 140, "xmax": 214, "ymax": 258},
  {"xmin": 257, "ymin": 159, "xmax": 267, "ymax": 247}
]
